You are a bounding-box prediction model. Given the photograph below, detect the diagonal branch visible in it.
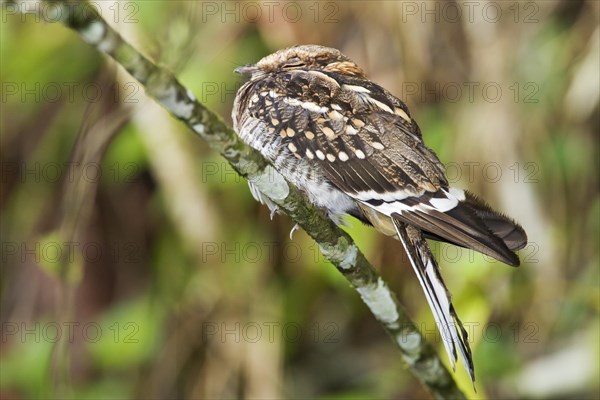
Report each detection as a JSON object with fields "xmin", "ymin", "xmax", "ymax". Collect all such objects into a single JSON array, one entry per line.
[{"xmin": 3, "ymin": 1, "xmax": 467, "ymax": 398}]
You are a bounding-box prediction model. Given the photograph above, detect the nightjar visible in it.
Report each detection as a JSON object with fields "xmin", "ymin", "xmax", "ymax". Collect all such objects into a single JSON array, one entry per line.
[{"xmin": 232, "ymin": 44, "xmax": 527, "ymax": 383}]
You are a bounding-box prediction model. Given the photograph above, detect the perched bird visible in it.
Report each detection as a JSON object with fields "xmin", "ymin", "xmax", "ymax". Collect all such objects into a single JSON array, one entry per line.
[{"xmin": 232, "ymin": 45, "xmax": 527, "ymax": 383}]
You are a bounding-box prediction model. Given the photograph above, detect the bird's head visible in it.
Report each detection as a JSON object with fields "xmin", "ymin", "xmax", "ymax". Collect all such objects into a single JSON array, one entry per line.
[{"xmin": 235, "ymin": 45, "xmax": 366, "ymax": 79}]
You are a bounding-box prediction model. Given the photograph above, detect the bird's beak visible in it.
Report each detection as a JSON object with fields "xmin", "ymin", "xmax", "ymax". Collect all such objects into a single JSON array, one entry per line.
[{"xmin": 234, "ymin": 64, "xmax": 258, "ymax": 75}]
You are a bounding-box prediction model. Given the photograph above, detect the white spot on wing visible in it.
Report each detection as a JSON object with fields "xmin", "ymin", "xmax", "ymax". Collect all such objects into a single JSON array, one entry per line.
[
  {"xmin": 427, "ymin": 188, "xmax": 464, "ymax": 212},
  {"xmin": 354, "ymin": 188, "xmax": 427, "ymax": 217},
  {"xmin": 352, "ymin": 118, "xmax": 365, "ymax": 127},
  {"xmin": 328, "ymin": 110, "xmax": 344, "ymax": 120},
  {"xmin": 322, "ymin": 126, "xmax": 335, "ymax": 139},
  {"xmin": 283, "ymin": 97, "xmax": 300, "ymax": 106},
  {"xmin": 429, "ymin": 196, "xmax": 459, "ymax": 212},
  {"xmin": 356, "ymin": 189, "xmax": 422, "ymax": 203},
  {"xmin": 449, "ymin": 187, "xmax": 466, "ymax": 201},
  {"xmin": 395, "ymin": 107, "xmax": 411, "ymax": 122},
  {"xmin": 373, "ymin": 202, "xmax": 413, "ymax": 215},
  {"xmin": 300, "ymin": 101, "xmax": 328, "ymax": 113},
  {"xmin": 342, "ymin": 84, "xmax": 371, "ymax": 93},
  {"xmin": 368, "ymin": 97, "xmax": 394, "ymax": 113},
  {"xmin": 346, "ymin": 125, "xmax": 358, "ymax": 135}
]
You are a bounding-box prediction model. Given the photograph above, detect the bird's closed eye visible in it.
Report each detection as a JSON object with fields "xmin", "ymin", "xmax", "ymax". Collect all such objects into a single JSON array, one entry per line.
[{"xmin": 282, "ymin": 57, "xmax": 306, "ymax": 69}]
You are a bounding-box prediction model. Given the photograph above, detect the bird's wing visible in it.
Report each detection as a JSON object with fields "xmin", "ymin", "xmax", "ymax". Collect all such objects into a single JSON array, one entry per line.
[{"xmin": 241, "ymin": 69, "xmax": 447, "ymax": 195}]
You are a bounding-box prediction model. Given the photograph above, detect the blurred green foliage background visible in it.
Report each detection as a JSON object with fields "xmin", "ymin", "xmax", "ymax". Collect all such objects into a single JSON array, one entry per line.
[{"xmin": 1, "ymin": 1, "xmax": 598, "ymax": 399}]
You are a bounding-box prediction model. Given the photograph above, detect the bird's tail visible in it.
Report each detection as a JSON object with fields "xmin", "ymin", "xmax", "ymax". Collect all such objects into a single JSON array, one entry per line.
[
  {"xmin": 392, "ymin": 218, "xmax": 475, "ymax": 384},
  {"xmin": 393, "ymin": 189, "xmax": 527, "ymax": 266}
]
